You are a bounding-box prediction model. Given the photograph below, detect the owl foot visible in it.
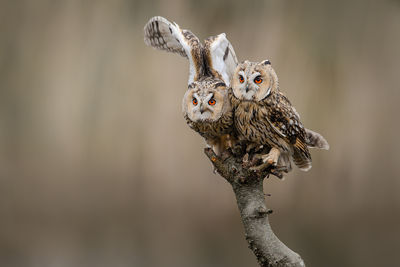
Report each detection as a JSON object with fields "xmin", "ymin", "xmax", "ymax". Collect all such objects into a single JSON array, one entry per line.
[
  {"xmin": 246, "ymin": 143, "xmax": 264, "ymax": 153},
  {"xmin": 269, "ymin": 166, "xmax": 289, "ymax": 179},
  {"xmin": 249, "ymin": 147, "xmax": 280, "ymax": 172},
  {"xmin": 242, "ymin": 143, "xmax": 264, "ymax": 164}
]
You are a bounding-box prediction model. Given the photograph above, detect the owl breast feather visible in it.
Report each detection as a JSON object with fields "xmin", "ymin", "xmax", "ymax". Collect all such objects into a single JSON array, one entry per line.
[{"xmin": 184, "ymin": 112, "xmax": 233, "ymax": 140}]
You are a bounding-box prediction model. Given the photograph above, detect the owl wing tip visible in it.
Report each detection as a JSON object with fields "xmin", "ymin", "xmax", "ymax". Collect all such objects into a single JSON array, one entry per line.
[
  {"xmin": 143, "ymin": 16, "xmax": 203, "ymax": 84},
  {"xmin": 299, "ymin": 165, "xmax": 312, "ymax": 171}
]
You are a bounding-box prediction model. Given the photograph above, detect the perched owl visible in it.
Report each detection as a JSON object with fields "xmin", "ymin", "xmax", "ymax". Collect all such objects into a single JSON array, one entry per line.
[
  {"xmin": 144, "ymin": 16, "xmax": 238, "ymax": 155},
  {"xmin": 182, "ymin": 77, "xmax": 234, "ymax": 155},
  {"xmin": 230, "ymin": 60, "xmax": 329, "ymax": 172}
]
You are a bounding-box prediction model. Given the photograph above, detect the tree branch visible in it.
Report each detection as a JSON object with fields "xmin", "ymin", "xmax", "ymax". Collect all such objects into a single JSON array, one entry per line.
[{"xmin": 204, "ymin": 147, "xmax": 305, "ymax": 267}]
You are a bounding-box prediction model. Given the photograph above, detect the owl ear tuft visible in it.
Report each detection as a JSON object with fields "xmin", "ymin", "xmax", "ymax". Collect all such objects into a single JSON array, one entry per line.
[{"xmin": 262, "ymin": 59, "xmax": 271, "ymax": 65}]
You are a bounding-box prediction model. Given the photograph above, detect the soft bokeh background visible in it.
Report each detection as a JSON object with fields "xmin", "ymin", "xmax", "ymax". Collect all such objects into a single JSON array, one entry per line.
[{"xmin": 1, "ymin": 0, "xmax": 399, "ymax": 266}]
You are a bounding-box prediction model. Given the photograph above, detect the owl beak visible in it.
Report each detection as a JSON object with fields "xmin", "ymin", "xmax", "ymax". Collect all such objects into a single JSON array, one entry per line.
[
  {"xmin": 200, "ymin": 104, "xmax": 206, "ymax": 113},
  {"xmin": 245, "ymin": 87, "xmax": 250, "ymax": 93}
]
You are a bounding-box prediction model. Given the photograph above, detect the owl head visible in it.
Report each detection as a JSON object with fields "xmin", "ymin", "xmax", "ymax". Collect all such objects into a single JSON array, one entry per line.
[
  {"xmin": 231, "ymin": 60, "xmax": 279, "ymax": 101},
  {"xmin": 182, "ymin": 77, "xmax": 230, "ymax": 123}
]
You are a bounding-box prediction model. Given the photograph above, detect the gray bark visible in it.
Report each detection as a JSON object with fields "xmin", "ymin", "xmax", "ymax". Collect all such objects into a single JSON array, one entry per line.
[{"xmin": 204, "ymin": 148, "xmax": 305, "ymax": 267}]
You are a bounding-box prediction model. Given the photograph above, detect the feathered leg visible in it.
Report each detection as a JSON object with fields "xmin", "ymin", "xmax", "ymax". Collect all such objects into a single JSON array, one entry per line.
[{"xmin": 249, "ymin": 147, "xmax": 280, "ymax": 171}]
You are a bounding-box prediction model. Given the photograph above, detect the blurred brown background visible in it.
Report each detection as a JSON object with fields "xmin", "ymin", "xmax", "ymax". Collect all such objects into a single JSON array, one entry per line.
[{"xmin": 1, "ymin": 0, "xmax": 399, "ymax": 266}]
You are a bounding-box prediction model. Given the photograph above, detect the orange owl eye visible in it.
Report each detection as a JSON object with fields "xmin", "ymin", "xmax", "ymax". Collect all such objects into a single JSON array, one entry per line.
[
  {"xmin": 208, "ymin": 98, "xmax": 216, "ymax": 105},
  {"xmin": 254, "ymin": 76, "xmax": 263, "ymax": 84},
  {"xmin": 192, "ymin": 98, "xmax": 198, "ymax": 105},
  {"xmin": 239, "ymin": 75, "xmax": 244, "ymax": 83}
]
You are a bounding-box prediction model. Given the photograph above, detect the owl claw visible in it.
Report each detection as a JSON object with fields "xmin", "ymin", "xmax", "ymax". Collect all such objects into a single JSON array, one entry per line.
[
  {"xmin": 249, "ymin": 147, "xmax": 280, "ymax": 172},
  {"xmin": 249, "ymin": 161, "xmax": 274, "ymax": 172},
  {"xmin": 246, "ymin": 143, "xmax": 264, "ymax": 153}
]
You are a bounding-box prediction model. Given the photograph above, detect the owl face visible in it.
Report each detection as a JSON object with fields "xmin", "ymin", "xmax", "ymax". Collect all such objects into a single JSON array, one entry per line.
[
  {"xmin": 182, "ymin": 78, "xmax": 229, "ymax": 123},
  {"xmin": 231, "ymin": 60, "xmax": 279, "ymax": 102}
]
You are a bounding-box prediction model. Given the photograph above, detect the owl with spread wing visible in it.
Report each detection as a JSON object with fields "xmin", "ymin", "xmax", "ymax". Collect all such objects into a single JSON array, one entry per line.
[{"xmin": 144, "ymin": 16, "xmax": 238, "ymax": 155}]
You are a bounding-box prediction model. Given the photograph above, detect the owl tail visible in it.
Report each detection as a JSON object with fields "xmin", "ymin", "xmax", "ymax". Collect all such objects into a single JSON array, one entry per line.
[
  {"xmin": 305, "ymin": 128, "xmax": 330, "ymax": 150},
  {"xmin": 292, "ymin": 138, "xmax": 312, "ymax": 171}
]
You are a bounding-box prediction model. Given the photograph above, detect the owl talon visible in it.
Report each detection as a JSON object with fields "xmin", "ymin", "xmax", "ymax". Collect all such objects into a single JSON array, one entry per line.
[
  {"xmin": 269, "ymin": 165, "xmax": 289, "ymax": 179},
  {"xmin": 249, "ymin": 161, "xmax": 273, "ymax": 172},
  {"xmin": 245, "ymin": 143, "xmax": 264, "ymax": 154},
  {"xmin": 249, "ymin": 147, "xmax": 280, "ymax": 172},
  {"xmin": 270, "ymin": 169, "xmax": 284, "ymax": 179}
]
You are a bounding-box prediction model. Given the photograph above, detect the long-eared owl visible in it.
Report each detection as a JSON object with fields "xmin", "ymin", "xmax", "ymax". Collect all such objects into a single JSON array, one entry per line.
[
  {"xmin": 144, "ymin": 16, "xmax": 238, "ymax": 155},
  {"xmin": 230, "ymin": 60, "xmax": 329, "ymax": 172}
]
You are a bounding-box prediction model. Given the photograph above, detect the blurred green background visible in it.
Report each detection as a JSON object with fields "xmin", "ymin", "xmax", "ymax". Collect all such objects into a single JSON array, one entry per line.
[{"xmin": 1, "ymin": 0, "xmax": 399, "ymax": 266}]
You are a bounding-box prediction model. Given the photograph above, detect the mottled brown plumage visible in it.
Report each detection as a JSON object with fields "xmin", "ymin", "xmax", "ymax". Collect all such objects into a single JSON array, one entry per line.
[
  {"xmin": 144, "ymin": 16, "xmax": 238, "ymax": 154},
  {"xmin": 230, "ymin": 60, "xmax": 329, "ymax": 172},
  {"xmin": 183, "ymin": 78, "xmax": 234, "ymax": 154}
]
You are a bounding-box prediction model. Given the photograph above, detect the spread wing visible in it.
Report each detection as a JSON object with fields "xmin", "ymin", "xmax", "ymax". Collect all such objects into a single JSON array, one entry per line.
[
  {"xmin": 266, "ymin": 92, "xmax": 312, "ymax": 171},
  {"xmin": 144, "ymin": 16, "xmax": 203, "ymax": 84},
  {"xmin": 204, "ymin": 33, "xmax": 238, "ymax": 86}
]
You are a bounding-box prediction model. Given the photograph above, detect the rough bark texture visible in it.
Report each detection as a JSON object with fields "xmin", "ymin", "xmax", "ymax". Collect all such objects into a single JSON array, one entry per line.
[{"xmin": 204, "ymin": 148, "xmax": 305, "ymax": 267}]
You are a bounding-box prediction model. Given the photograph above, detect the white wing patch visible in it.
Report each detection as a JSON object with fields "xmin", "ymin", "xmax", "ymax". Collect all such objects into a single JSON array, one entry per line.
[
  {"xmin": 206, "ymin": 33, "xmax": 238, "ymax": 86},
  {"xmin": 144, "ymin": 16, "xmax": 201, "ymax": 84},
  {"xmin": 144, "ymin": 16, "xmax": 187, "ymax": 57}
]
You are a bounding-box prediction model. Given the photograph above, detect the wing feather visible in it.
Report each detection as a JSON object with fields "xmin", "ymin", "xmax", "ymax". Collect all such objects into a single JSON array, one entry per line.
[
  {"xmin": 204, "ymin": 33, "xmax": 238, "ymax": 86},
  {"xmin": 264, "ymin": 92, "xmax": 312, "ymax": 170},
  {"xmin": 144, "ymin": 16, "xmax": 203, "ymax": 84}
]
